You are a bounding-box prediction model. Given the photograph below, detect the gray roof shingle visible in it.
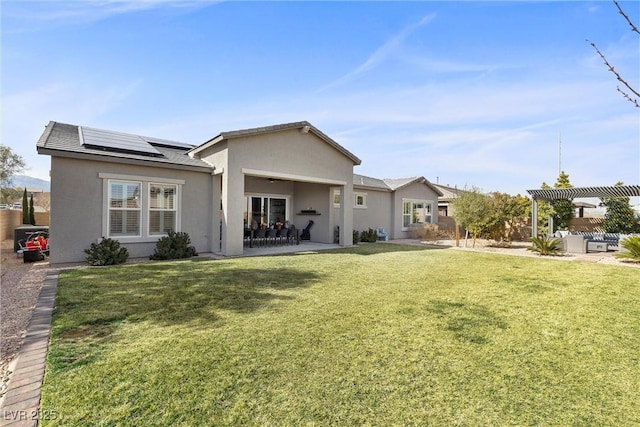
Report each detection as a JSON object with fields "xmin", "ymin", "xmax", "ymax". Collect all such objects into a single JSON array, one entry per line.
[
  {"xmin": 37, "ymin": 121, "xmax": 213, "ymax": 171},
  {"xmin": 353, "ymin": 174, "xmax": 443, "ymax": 196}
]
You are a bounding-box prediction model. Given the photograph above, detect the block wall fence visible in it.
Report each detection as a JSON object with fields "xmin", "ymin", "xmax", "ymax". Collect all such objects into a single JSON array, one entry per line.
[{"xmin": 0, "ymin": 210, "xmax": 51, "ymax": 241}]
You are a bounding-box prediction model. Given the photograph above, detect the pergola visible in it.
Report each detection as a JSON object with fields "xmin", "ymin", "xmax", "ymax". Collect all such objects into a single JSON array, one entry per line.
[{"xmin": 526, "ymin": 185, "xmax": 640, "ymax": 236}]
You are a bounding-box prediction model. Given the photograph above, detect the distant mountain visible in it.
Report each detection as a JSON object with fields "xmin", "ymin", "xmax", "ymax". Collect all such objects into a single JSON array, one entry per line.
[{"xmin": 8, "ymin": 175, "xmax": 51, "ymax": 192}]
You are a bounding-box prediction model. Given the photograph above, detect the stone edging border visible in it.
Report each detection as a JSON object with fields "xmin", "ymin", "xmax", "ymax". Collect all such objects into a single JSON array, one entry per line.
[{"xmin": 0, "ymin": 272, "xmax": 58, "ymax": 427}]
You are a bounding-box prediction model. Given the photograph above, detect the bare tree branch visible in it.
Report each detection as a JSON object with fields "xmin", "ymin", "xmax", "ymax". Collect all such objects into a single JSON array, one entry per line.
[
  {"xmin": 587, "ymin": 1, "xmax": 640, "ymax": 108},
  {"xmin": 614, "ymin": 0, "xmax": 640, "ymax": 35},
  {"xmin": 588, "ymin": 40, "xmax": 640, "ymax": 108}
]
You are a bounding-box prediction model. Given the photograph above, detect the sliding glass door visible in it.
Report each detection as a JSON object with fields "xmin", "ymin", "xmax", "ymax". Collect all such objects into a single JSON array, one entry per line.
[{"xmin": 245, "ymin": 195, "xmax": 289, "ymax": 228}]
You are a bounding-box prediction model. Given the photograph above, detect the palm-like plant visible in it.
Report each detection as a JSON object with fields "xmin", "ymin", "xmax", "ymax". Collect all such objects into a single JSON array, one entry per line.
[
  {"xmin": 527, "ymin": 236, "xmax": 563, "ymax": 256},
  {"xmin": 615, "ymin": 235, "xmax": 640, "ymax": 263}
]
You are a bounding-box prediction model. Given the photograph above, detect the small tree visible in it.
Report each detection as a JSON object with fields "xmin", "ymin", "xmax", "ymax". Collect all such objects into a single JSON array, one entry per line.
[
  {"xmin": 540, "ymin": 171, "xmax": 575, "ymax": 233},
  {"xmin": 34, "ymin": 192, "xmax": 50, "ymax": 212},
  {"xmin": 22, "ymin": 188, "xmax": 29, "ymax": 224},
  {"xmin": 29, "ymin": 194, "xmax": 36, "ymax": 225},
  {"xmin": 551, "ymin": 171, "xmax": 574, "ymax": 231},
  {"xmin": 600, "ymin": 182, "xmax": 640, "ymax": 233},
  {"xmin": 0, "ymin": 145, "xmax": 26, "ymax": 189},
  {"xmin": 451, "ymin": 187, "xmax": 492, "ymax": 247},
  {"xmin": 484, "ymin": 192, "xmax": 530, "ymax": 244}
]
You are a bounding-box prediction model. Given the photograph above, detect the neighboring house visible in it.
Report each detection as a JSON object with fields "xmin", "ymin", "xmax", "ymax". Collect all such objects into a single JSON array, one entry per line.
[
  {"xmin": 432, "ymin": 183, "xmax": 463, "ymax": 217},
  {"xmin": 36, "ymin": 120, "xmax": 440, "ymax": 263},
  {"xmin": 343, "ymin": 174, "xmax": 441, "ymax": 239}
]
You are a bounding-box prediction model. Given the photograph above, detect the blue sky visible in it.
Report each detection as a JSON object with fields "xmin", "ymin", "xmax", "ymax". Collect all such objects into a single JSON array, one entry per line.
[{"xmin": 2, "ymin": 1, "xmax": 639, "ymax": 196}]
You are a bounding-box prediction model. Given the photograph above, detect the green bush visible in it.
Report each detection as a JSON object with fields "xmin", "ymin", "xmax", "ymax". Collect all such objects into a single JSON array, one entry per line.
[
  {"xmin": 360, "ymin": 228, "xmax": 378, "ymax": 243},
  {"xmin": 352, "ymin": 230, "xmax": 360, "ymax": 244},
  {"xmin": 527, "ymin": 236, "xmax": 563, "ymax": 256},
  {"xmin": 85, "ymin": 238, "xmax": 129, "ymax": 266},
  {"xmin": 150, "ymin": 231, "xmax": 197, "ymax": 260},
  {"xmin": 615, "ymin": 235, "xmax": 640, "ymax": 263}
]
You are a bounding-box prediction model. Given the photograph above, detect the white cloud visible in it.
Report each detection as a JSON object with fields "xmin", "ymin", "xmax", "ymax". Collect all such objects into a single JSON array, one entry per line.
[
  {"xmin": 3, "ymin": 0, "xmax": 221, "ymax": 32},
  {"xmin": 317, "ymin": 13, "xmax": 437, "ymax": 92}
]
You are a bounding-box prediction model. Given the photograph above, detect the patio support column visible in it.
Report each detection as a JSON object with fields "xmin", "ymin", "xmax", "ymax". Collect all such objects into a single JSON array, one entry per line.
[
  {"xmin": 339, "ymin": 184, "xmax": 354, "ymax": 246},
  {"xmin": 532, "ymin": 197, "xmax": 538, "ymax": 238},
  {"xmin": 220, "ymin": 167, "xmax": 245, "ymax": 256},
  {"xmin": 211, "ymin": 172, "xmax": 221, "ymax": 253}
]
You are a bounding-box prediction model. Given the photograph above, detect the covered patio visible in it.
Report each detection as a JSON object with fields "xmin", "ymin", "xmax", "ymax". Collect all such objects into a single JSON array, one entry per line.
[{"xmin": 527, "ymin": 184, "xmax": 640, "ymax": 252}]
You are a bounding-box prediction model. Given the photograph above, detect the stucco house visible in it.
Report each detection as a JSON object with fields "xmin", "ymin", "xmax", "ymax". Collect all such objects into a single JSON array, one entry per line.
[{"xmin": 36, "ymin": 120, "xmax": 441, "ymax": 263}]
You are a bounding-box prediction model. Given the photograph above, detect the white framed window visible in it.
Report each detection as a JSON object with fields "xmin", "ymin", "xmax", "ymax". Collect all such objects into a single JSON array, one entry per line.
[
  {"xmin": 100, "ymin": 173, "xmax": 184, "ymax": 241},
  {"xmin": 402, "ymin": 199, "xmax": 433, "ymax": 230},
  {"xmin": 149, "ymin": 183, "xmax": 177, "ymax": 235},
  {"xmin": 354, "ymin": 192, "xmax": 367, "ymax": 208},
  {"xmin": 109, "ymin": 181, "xmax": 141, "ymax": 237}
]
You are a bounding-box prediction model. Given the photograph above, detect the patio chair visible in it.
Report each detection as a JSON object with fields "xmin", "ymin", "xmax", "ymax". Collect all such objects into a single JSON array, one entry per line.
[
  {"xmin": 288, "ymin": 224, "xmax": 299, "ymax": 245},
  {"xmin": 253, "ymin": 228, "xmax": 267, "ymax": 247},
  {"xmin": 277, "ymin": 228, "xmax": 289, "ymax": 245},
  {"xmin": 301, "ymin": 220, "xmax": 314, "ymax": 241},
  {"xmin": 244, "ymin": 228, "xmax": 253, "ymax": 247},
  {"xmin": 265, "ymin": 229, "xmax": 278, "ymax": 246}
]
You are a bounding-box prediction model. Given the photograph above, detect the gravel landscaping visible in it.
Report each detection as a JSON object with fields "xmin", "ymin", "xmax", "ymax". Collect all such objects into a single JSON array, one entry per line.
[{"xmin": 0, "ymin": 239, "xmax": 53, "ymax": 398}]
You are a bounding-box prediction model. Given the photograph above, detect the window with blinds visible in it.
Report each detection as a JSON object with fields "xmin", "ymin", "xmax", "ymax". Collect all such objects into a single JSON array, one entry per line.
[
  {"xmin": 149, "ymin": 184, "xmax": 177, "ymax": 235},
  {"xmin": 109, "ymin": 181, "xmax": 141, "ymax": 236}
]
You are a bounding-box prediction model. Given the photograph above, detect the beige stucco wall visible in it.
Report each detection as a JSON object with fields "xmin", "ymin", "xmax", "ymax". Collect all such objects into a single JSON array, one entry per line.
[
  {"xmin": 196, "ymin": 128, "xmax": 355, "ymax": 254},
  {"xmin": 49, "ymin": 157, "xmax": 213, "ymax": 263},
  {"xmin": 391, "ymin": 183, "xmax": 440, "ymax": 239},
  {"xmin": 352, "ymin": 187, "xmax": 393, "ymax": 234}
]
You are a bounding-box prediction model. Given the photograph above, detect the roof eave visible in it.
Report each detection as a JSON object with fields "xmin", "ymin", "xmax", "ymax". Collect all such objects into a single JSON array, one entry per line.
[
  {"xmin": 38, "ymin": 147, "xmax": 214, "ymax": 173},
  {"xmin": 187, "ymin": 134, "xmax": 224, "ymax": 158},
  {"xmin": 390, "ymin": 177, "xmax": 444, "ymax": 196}
]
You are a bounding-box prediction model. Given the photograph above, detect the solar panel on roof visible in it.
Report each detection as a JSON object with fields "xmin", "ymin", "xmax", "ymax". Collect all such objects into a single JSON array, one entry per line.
[
  {"xmin": 79, "ymin": 127, "xmax": 163, "ymax": 157},
  {"xmin": 143, "ymin": 136, "xmax": 194, "ymax": 150}
]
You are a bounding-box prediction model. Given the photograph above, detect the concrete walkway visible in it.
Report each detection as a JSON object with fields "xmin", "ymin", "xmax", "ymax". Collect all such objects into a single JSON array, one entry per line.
[{"xmin": 0, "ymin": 273, "xmax": 57, "ymax": 427}]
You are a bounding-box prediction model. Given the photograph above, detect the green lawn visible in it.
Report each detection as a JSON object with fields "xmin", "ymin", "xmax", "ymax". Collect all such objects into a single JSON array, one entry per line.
[{"xmin": 41, "ymin": 244, "xmax": 640, "ymax": 426}]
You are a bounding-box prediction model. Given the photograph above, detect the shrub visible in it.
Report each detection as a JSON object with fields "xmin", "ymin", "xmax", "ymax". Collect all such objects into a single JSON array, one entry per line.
[
  {"xmin": 360, "ymin": 228, "xmax": 378, "ymax": 243},
  {"xmin": 352, "ymin": 230, "xmax": 360, "ymax": 244},
  {"xmin": 527, "ymin": 236, "xmax": 563, "ymax": 256},
  {"xmin": 150, "ymin": 231, "xmax": 197, "ymax": 260},
  {"xmin": 615, "ymin": 235, "xmax": 640, "ymax": 263},
  {"xmin": 410, "ymin": 223, "xmax": 441, "ymax": 241},
  {"xmin": 85, "ymin": 238, "xmax": 129, "ymax": 266}
]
